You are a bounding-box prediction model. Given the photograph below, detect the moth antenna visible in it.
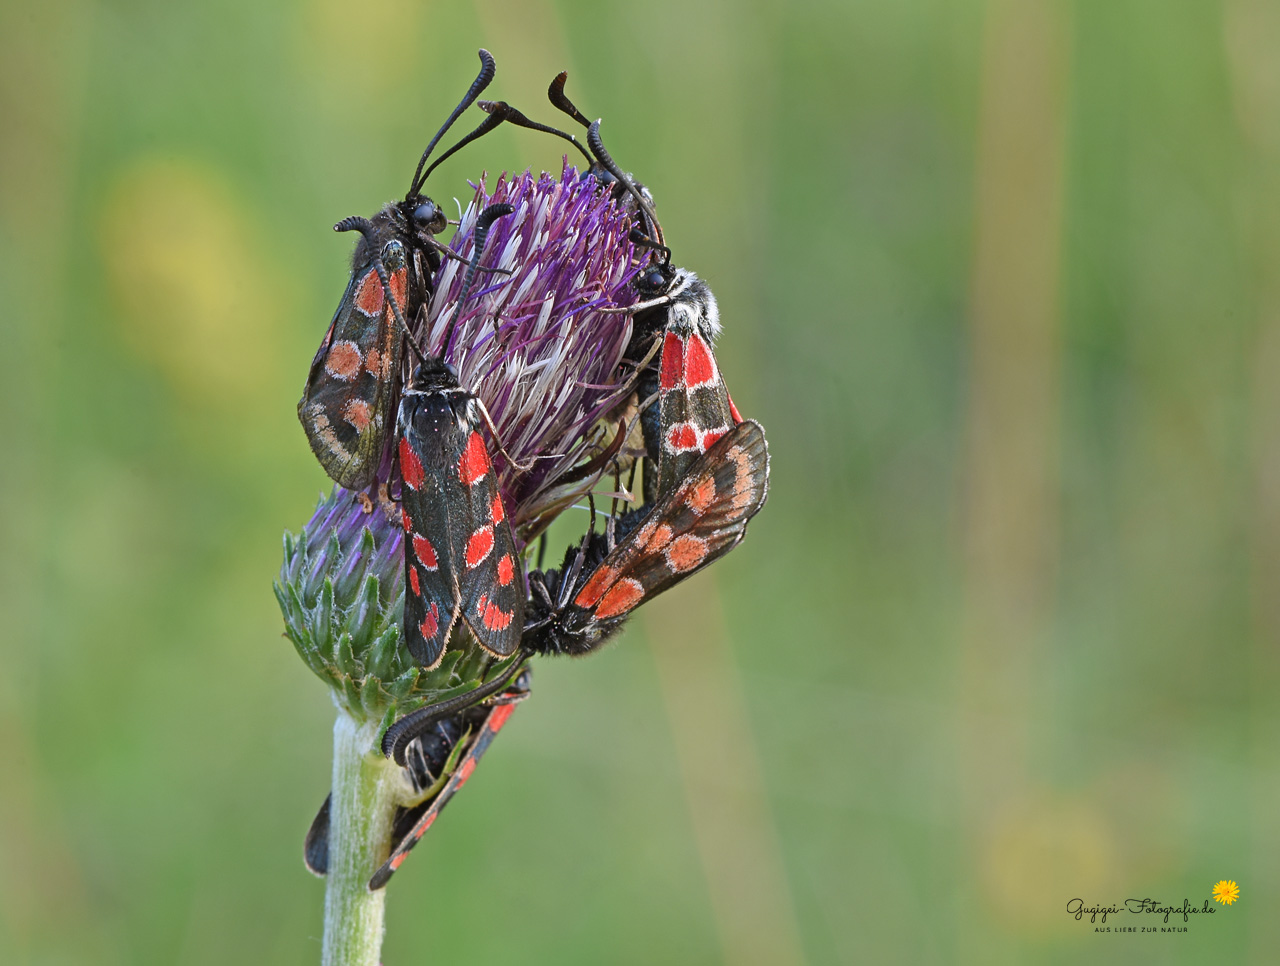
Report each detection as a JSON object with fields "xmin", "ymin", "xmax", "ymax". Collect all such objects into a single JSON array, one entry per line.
[
  {"xmin": 335, "ymin": 218, "xmax": 428, "ymax": 367},
  {"xmin": 628, "ymin": 224, "xmax": 672, "ymax": 265},
  {"xmin": 547, "ymin": 71, "xmax": 591, "ymax": 129},
  {"xmin": 420, "ymin": 109, "xmax": 507, "ymax": 184},
  {"xmin": 408, "ymin": 49, "xmax": 497, "ymax": 198},
  {"xmin": 442, "ymin": 202, "xmax": 515, "ymax": 355},
  {"xmin": 587, "ymin": 120, "xmax": 664, "ymax": 247},
  {"xmin": 381, "ymin": 657, "xmax": 528, "ymax": 764},
  {"xmin": 477, "ymin": 99, "xmax": 595, "ymax": 167}
]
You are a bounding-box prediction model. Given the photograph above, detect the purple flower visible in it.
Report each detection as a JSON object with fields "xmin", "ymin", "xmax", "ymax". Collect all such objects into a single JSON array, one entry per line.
[
  {"xmin": 419, "ymin": 163, "xmax": 641, "ymax": 533},
  {"xmin": 280, "ymin": 161, "xmax": 646, "ymax": 710}
]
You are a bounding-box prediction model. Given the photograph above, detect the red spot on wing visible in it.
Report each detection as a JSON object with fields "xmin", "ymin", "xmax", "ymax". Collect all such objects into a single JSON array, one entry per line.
[
  {"xmin": 667, "ymin": 423, "xmax": 698, "ymax": 452},
  {"xmin": 456, "ymin": 756, "xmax": 477, "ymax": 788},
  {"xmin": 482, "ymin": 599, "xmax": 513, "ymax": 631},
  {"xmin": 490, "ymin": 494, "xmax": 504, "ymax": 524},
  {"xmin": 388, "ymin": 267, "xmax": 407, "ymax": 310},
  {"xmin": 489, "ymin": 703, "xmax": 516, "ymax": 733},
  {"xmin": 574, "ymin": 565, "xmax": 617, "ymax": 609},
  {"xmin": 458, "ymin": 432, "xmax": 489, "ymax": 486},
  {"xmin": 412, "ymin": 534, "xmax": 438, "ymax": 570},
  {"xmin": 595, "ymin": 578, "xmax": 645, "ymax": 619},
  {"xmin": 341, "ymin": 398, "xmax": 371, "ymax": 431},
  {"xmin": 729, "ymin": 444, "xmax": 757, "ymax": 511},
  {"xmin": 354, "ymin": 270, "xmax": 383, "ymax": 317},
  {"xmin": 497, "ymin": 554, "xmax": 515, "ymax": 586},
  {"xmin": 683, "ymin": 333, "xmax": 717, "ymax": 387},
  {"xmin": 701, "ymin": 427, "xmax": 728, "ymax": 449},
  {"xmin": 389, "ymin": 853, "xmax": 406, "ymax": 871},
  {"xmin": 465, "ymin": 526, "xmax": 494, "ymax": 567},
  {"xmin": 408, "ymin": 565, "xmax": 420, "ymax": 596},
  {"xmin": 643, "ymin": 523, "xmax": 673, "ymax": 551},
  {"xmin": 688, "ymin": 476, "xmax": 717, "ymax": 513},
  {"xmin": 419, "ymin": 602, "xmax": 440, "ymax": 642},
  {"xmin": 402, "ymin": 510, "xmax": 412, "ymax": 532},
  {"xmin": 666, "ymin": 535, "xmax": 709, "ymax": 573},
  {"xmin": 659, "ymin": 331, "xmax": 685, "ymax": 391},
  {"xmin": 365, "ymin": 347, "xmax": 384, "ymax": 377},
  {"xmin": 400, "ymin": 439, "xmax": 425, "ymax": 491},
  {"xmin": 728, "ymin": 394, "xmax": 743, "ymax": 424},
  {"xmin": 325, "ymin": 341, "xmax": 362, "ymax": 380},
  {"xmin": 414, "ymin": 813, "xmax": 437, "ymax": 839}
]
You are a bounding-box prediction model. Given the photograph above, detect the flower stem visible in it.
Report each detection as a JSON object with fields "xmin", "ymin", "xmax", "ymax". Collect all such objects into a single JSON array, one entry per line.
[{"xmin": 322, "ymin": 710, "xmax": 401, "ymax": 966}]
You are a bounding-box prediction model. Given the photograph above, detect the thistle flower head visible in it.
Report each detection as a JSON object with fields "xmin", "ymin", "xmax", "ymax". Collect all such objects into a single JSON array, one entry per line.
[
  {"xmin": 418, "ymin": 162, "xmax": 643, "ymax": 535},
  {"xmin": 281, "ymin": 162, "xmax": 647, "ymax": 717},
  {"xmin": 276, "ymin": 487, "xmax": 495, "ymax": 722}
]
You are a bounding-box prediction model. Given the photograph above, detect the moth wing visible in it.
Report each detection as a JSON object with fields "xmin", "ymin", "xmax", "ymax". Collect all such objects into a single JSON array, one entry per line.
[
  {"xmin": 399, "ymin": 400, "xmax": 466, "ymax": 669},
  {"xmin": 572, "ymin": 419, "xmax": 770, "ymax": 623},
  {"xmin": 451, "ymin": 427, "xmax": 525, "ymax": 657},
  {"xmin": 655, "ymin": 317, "xmax": 739, "ymax": 499},
  {"xmin": 368, "ymin": 671, "xmax": 531, "ymax": 891},
  {"xmin": 298, "ymin": 263, "xmax": 406, "ymax": 489}
]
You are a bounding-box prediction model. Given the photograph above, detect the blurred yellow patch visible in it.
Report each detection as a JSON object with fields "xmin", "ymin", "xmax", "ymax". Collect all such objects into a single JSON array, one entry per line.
[
  {"xmin": 1212, "ymin": 879, "xmax": 1240, "ymax": 905},
  {"xmin": 100, "ymin": 158, "xmax": 283, "ymax": 407},
  {"xmin": 294, "ymin": 0, "xmax": 422, "ymax": 103},
  {"xmin": 980, "ymin": 794, "xmax": 1114, "ymax": 934}
]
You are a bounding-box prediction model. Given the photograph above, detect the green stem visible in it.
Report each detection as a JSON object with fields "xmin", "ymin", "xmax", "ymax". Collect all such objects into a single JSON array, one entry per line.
[{"xmin": 322, "ymin": 710, "xmax": 402, "ymax": 966}]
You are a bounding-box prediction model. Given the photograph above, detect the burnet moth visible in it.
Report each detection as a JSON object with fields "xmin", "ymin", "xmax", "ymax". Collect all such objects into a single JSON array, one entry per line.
[
  {"xmin": 304, "ymin": 667, "xmax": 532, "ymax": 889},
  {"xmin": 396, "ymin": 203, "xmax": 527, "ymax": 671},
  {"xmin": 381, "ymin": 418, "xmax": 770, "ymax": 760},
  {"xmin": 524, "ymin": 418, "xmax": 769, "ymax": 656},
  {"xmin": 299, "ymin": 49, "xmax": 511, "ymax": 489},
  {"xmin": 380, "ymin": 84, "xmax": 768, "ymax": 754},
  {"xmin": 485, "ymin": 79, "xmax": 742, "ymax": 504}
]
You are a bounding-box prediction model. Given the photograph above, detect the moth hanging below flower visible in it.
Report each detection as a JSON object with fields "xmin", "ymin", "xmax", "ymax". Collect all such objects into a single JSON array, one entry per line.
[
  {"xmin": 299, "ymin": 49, "xmax": 513, "ymax": 490},
  {"xmin": 304, "ymin": 667, "xmax": 532, "ymax": 889},
  {"xmin": 397, "ymin": 204, "xmax": 527, "ymax": 670}
]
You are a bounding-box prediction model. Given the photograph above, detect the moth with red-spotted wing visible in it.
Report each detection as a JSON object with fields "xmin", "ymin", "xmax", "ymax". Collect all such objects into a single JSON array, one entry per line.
[
  {"xmin": 524, "ymin": 418, "xmax": 769, "ymax": 657},
  {"xmin": 380, "ymin": 419, "xmax": 769, "ymax": 762},
  {"xmin": 396, "ymin": 202, "xmax": 526, "ymax": 670},
  {"xmin": 299, "ymin": 49, "xmax": 512, "ymax": 489},
  {"xmin": 304, "ymin": 667, "xmax": 532, "ymax": 889}
]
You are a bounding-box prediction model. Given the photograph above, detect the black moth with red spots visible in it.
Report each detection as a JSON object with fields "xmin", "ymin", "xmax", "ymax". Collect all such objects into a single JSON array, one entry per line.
[
  {"xmin": 625, "ymin": 262, "xmax": 744, "ymax": 503},
  {"xmin": 398, "ymin": 353, "xmax": 525, "ymax": 669},
  {"xmin": 298, "ymin": 50, "xmax": 504, "ymax": 489},
  {"xmin": 382, "ymin": 420, "xmax": 769, "ymax": 758},
  {"xmin": 525, "ymin": 419, "xmax": 769, "ymax": 657},
  {"xmin": 304, "ymin": 668, "xmax": 532, "ymax": 890}
]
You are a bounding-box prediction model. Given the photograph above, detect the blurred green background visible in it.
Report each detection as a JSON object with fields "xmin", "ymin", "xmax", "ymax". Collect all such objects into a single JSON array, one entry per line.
[{"xmin": 1, "ymin": 0, "xmax": 1275, "ymax": 962}]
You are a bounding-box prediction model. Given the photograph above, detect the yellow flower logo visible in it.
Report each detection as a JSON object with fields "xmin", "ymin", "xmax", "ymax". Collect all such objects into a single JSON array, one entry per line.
[{"xmin": 1212, "ymin": 880, "xmax": 1240, "ymax": 905}]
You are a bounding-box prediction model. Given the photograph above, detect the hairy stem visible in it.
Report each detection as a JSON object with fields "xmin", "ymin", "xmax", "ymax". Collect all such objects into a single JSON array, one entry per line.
[{"xmin": 322, "ymin": 710, "xmax": 402, "ymax": 966}]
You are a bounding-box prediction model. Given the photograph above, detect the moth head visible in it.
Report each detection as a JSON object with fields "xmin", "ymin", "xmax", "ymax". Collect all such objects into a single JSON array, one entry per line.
[{"xmin": 408, "ymin": 197, "xmax": 447, "ymax": 235}]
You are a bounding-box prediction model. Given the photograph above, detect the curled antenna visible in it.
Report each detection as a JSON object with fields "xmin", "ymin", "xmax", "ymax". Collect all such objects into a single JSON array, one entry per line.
[
  {"xmin": 477, "ymin": 100, "xmax": 595, "ymax": 167},
  {"xmin": 382, "ymin": 657, "xmax": 528, "ymax": 764},
  {"xmin": 441, "ymin": 202, "xmax": 516, "ymax": 355},
  {"xmin": 628, "ymin": 224, "xmax": 672, "ymax": 265},
  {"xmin": 408, "ymin": 49, "xmax": 497, "ymax": 198},
  {"xmin": 334, "ymin": 216, "xmax": 428, "ymax": 368},
  {"xmin": 419, "ymin": 109, "xmax": 508, "ymax": 184},
  {"xmin": 547, "ymin": 71, "xmax": 592, "ymax": 129},
  {"xmin": 587, "ymin": 120, "xmax": 664, "ymax": 247}
]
